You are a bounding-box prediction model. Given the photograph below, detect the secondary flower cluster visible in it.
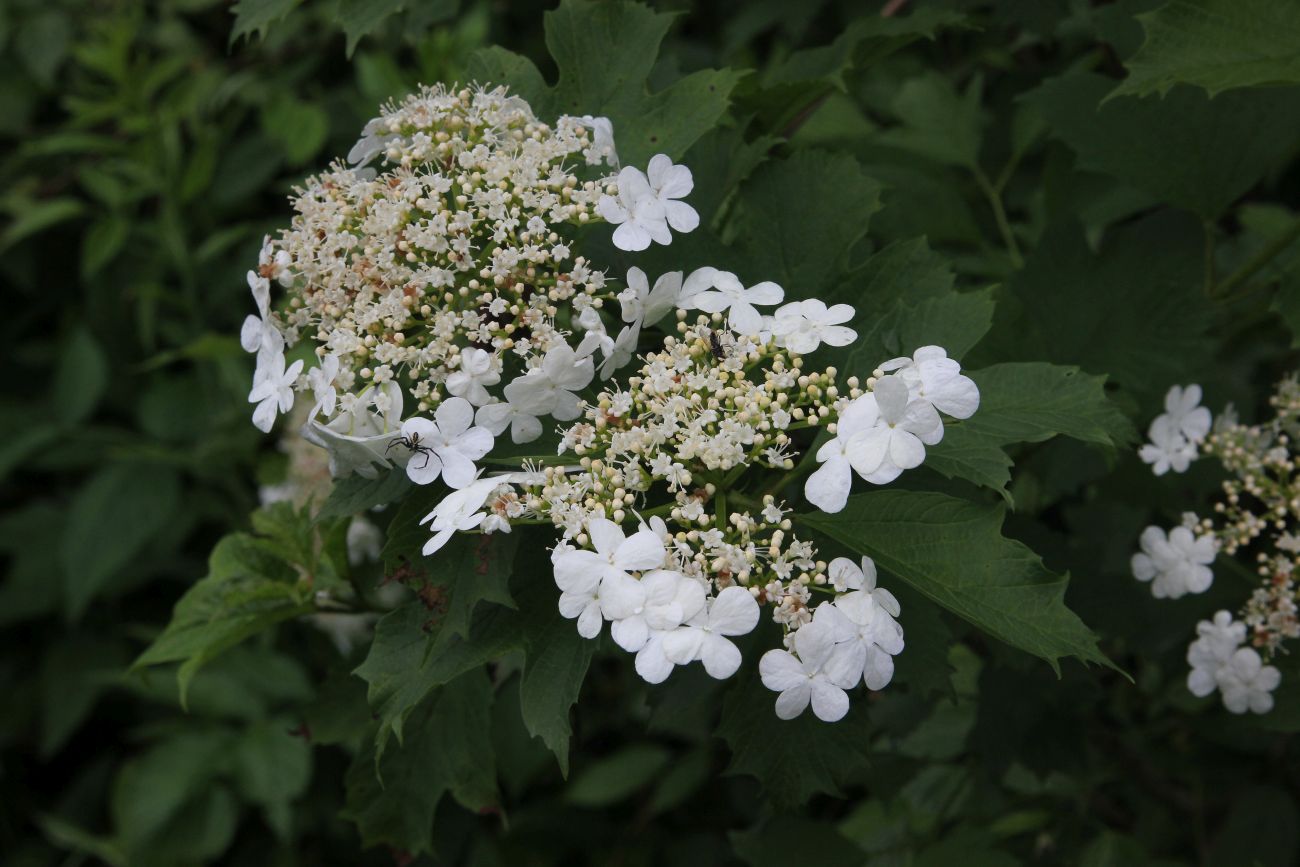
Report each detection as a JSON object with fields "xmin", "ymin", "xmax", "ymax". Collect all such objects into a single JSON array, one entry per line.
[
  {"xmin": 243, "ymin": 83, "xmax": 700, "ymax": 479},
  {"xmin": 410, "ymin": 317, "xmax": 979, "ymax": 721},
  {"xmin": 1132, "ymin": 378, "xmax": 1300, "ymax": 714}
]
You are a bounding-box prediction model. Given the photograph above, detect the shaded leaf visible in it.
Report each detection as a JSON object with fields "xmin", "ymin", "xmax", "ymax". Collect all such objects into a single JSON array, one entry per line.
[
  {"xmin": 835, "ymin": 237, "xmax": 995, "ymax": 373},
  {"xmin": 565, "ymin": 745, "xmax": 671, "ymax": 807},
  {"xmin": 1026, "ymin": 72, "xmax": 1300, "ymax": 219},
  {"xmin": 316, "ymin": 469, "xmax": 411, "ymax": 520},
  {"xmin": 133, "ymin": 533, "xmax": 311, "ymax": 705},
  {"xmin": 926, "ymin": 363, "xmax": 1135, "ymax": 500},
  {"xmin": 1112, "ymin": 0, "xmax": 1300, "ymax": 99},
  {"xmin": 972, "ymin": 214, "xmax": 1210, "ymax": 405},
  {"xmin": 342, "ymin": 670, "xmax": 497, "ymax": 855},
  {"xmin": 732, "ymin": 149, "xmax": 882, "ymax": 294},
  {"xmin": 51, "ymin": 327, "xmax": 108, "ymax": 426},
  {"xmin": 467, "ymin": 0, "xmax": 742, "ymax": 167},
  {"xmin": 717, "ymin": 666, "xmax": 873, "ymax": 808},
  {"xmin": 518, "ymin": 598, "xmax": 596, "ymax": 777},
  {"xmin": 230, "ymin": 0, "xmax": 302, "ymax": 43},
  {"xmin": 61, "ymin": 464, "xmax": 182, "ymax": 621},
  {"xmin": 800, "ymin": 491, "xmax": 1116, "ymax": 673}
]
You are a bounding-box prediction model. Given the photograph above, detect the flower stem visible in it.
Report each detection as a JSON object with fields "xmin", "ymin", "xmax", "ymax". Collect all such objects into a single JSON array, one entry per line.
[
  {"xmin": 973, "ymin": 166, "xmax": 1023, "ymax": 269},
  {"xmin": 1211, "ymin": 216, "xmax": 1300, "ymax": 300}
]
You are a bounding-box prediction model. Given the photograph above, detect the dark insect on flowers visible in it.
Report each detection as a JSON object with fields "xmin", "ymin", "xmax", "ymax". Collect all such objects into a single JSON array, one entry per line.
[
  {"xmin": 707, "ymin": 328, "xmax": 728, "ymax": 360},
  {"xmin": 388, "ymin": 431, "xmax": 436, "ymax": 470}
]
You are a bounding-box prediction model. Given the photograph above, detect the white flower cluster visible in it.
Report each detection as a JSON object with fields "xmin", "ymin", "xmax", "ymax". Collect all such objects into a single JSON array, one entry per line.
[
  {"xmin": 1187, "ymin": 611, "xmax": 1280, "ymax": 714},
  {"xmin": 1135, "ymin": 377, "xmax": 1300, "ymax": 714},
  {"xmin": 806, "ymin": 346, "xmax": 979, "ymax": 512},
  {"xmin": 760, "ymin": 557, "xmax": 903, "ymax": 721},
  {"xmin": 240, "ymin": 83, "xmax": 701, "ymax": 482},
  {"xmin": 242, "ymin": 81, "xmax": 995, "ymax": 722},
  {"xmin": 423, "ymin": 316, "xmax": 978, "ymax": 721},
  {"xmin": 1139, "ymin": 384, "xmax": 1211, "ymax": 475}
]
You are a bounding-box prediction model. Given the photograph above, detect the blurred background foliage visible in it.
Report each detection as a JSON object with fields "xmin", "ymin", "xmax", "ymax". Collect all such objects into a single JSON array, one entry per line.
[{"xmin": 3, "ymin": 0, "xmax": 1300, "ymax": 864}]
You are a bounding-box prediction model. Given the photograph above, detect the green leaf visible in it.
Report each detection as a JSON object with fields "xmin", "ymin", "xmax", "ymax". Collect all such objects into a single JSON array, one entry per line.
[
  {"xmin": 61, "ymin": 464, "xmax": 182, "ymax": 621},
  {"xmin": 342, "ymin": 669, "xmax": 498, "ymax": 855},
  {"xmin": 973, "ymin": 215, "xmax": 1210, "ymax": 405},
  {"xmin": 230, "ymin": 0, "xmax": 302, "ymax": 43},
  {"xmin": 110, "ymin": 731, "xmax": 232, "ymax": 860},
  {"xmin": 926, "ymin": 363, "xmax": 1135, "ymax": 500},
  {"xmin": 0, "ymin": 424, "xmax": 61, "ymax": 485},
  {"xmin": 747, "ymin": 9, "xmax": 963, "ymax": 133},
  {"xmin": 133, "ymin": 533, "xmax": 312, "ymax": 705},
  {"xmin": 332, "ymin": 0, "xmax": 458, "ymax": 57},
  {"xmin": 356, "ymin": 538, "xmax": 588, "ymax": 771},
  {"xmin": 231, "ymin": 719, "xmax": 312, "ymax": 840},
  {"xmin": 81, "ymin": 215, "xmax": 129, "ymax": 277},
  {"xmin": 799, "ymin": 490, "xmax": 1116, "ymax": 674},
  {"xmin": 835, "ymin": 238, "xmax": 995, "ymax": 373},
  {"xmin": 732, "ymin": 149, "xmax": 882, "ymax": 295},
  {"xmin": 1026, "ymin": 71, "xmax": 1300, "ymax": 219},
  {"xmin": 39, "ymin": 636, "xmax": 127, "ymax": 757},
  {"xmin": 732, "ymin": 817, "xmax": 866, "ymax": 867},
  {"xmin": 260, "ymin": 94, "xmax": 329, "ymax": 165},
  {"xmin": 717, "ymin": 666, "xmax": 874, "ymax": 808},
  {"xmin": 16, "ymin": 10, "xmax": 70, "ymax": 87},
  {"xmin": 51, "ymin": 327, "xmax": 108, "ymax": 426},
  {"xmin": 1081, "ymin": 831, "xmax": 1151, "ymax": 867},
  {"xmin": 380, "ymin": 502, "xmax": 518, "ymax": 639},
  {"xmin": 467, "ymin": 0, "xmax": 743, "ymax": 166},
  {"xmin": 565, "ymin": 744, "xmax": 671, "ymax": 807},
  {"xmin": 0, "ymin": 502, "xmax": 65, "ymax": 624},
  {"xmin": 1209, "ymin": 785, "xmax": 1299, "ymax": 867},
  {"xmin": 34, "ymin": 815, "xmax": 125, "ymax": 867},
  {"xmin": 1, "ymin": 197, "xmax": 83, "ymax": 250},
  {"xmin": 354, "ymin": 599, "xmax": 520, "ymax": 749},
  {"xmin": 1111, "ymin": 0, "xmax": 1300, "ymax": 99},
  {"xmin": 518, "ymin": 596, "xmax": 597, "ymax": 776},
  {"xmin": 874, "ymin": 72, "xmax": 986, "ymax": 169},
  {"xmin": 316, "ymin": 468, "xmax": 411, "ymax": 520}
]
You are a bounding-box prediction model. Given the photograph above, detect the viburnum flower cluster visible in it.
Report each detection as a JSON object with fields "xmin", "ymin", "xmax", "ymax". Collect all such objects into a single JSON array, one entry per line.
[
  {"xmin": 411, "ymin": 315, "xmax": 979, "ymax": 721},
  {"xmin": 240, "ymin": 81, "xmax": 987, "ymax": 721},
  {"xmin": 1132, "ymin": 378, "xmax": 1300, "ymax": 714},
  {"xmin": 242, "ymin": 83, "xmax": 698, "ymax": 479}
]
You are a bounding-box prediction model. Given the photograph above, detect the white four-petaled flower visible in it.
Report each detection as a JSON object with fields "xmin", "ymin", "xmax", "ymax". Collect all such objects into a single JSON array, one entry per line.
[
  {"xmin": 879, "ymin": 345, "xmax": 980, "ymax": 420},
  {"xmin": 308, "ymin": 352, "xmax": 342, "ymax": 417},
  {"xmin": 240, "ymin": 270, "xmax": 280, "ymax": 356},
  {"xmin": 1139, "ymin": 414, "xmax": 1198, "ymax": 475},
  {"xmin": 619, "ymin": 266, "xmax": 682, "ymax": 327},
  {"xmin": 661, "ymin": 585, "xmax": 761, "ymax": 679},
  {"xmin": 1217, "ymin": 647, "xmax": 1281, "ymax": 714},
  {"xmin": 445, "ymin": 347, "xmax": 501, "ymax": 406},
  {"xmin": 759, "ymin": 620, "xmax": 858, "ymax": 722},
  {"xmin": 1185, "ymin": 610, "xmax": 1280, "ymax": 714},
  {"xmin": 479, "ymin": 344, "xmax": 595, "ymax": 442},
  {"xmin": 1131, "ymin": 525, "xmax": 1217, "ymax": 599},
  {"xmin": 1138, "ymin": 384, "xmax": 1211, "ymax": 476},
  {"xmin": 598, "ymin": 155, "xmax": 698, "ymax": 252},
  {"xmin": 248, "ymin": 349, "xmax": 303, "ymax": 433},
  {"xmin": 552, "ymin": 518, "xmax": 666, "ymax": 638},
  {"xmin": 611, "ymin": 569, "xmax": 706, "ymax": 653},
  {"xmin": 688, "ymin": 270, "xmax": 784, "ymax": 335},
  {"xmin": 805, "ymin": 375, "xmax": 942, "ymax": 511},
  {"xmin": 400, "ymin": 397, "xmax": 495, "ymax": 488},
  {"xmin": 771, "ymin": 299, "xmax": 857, "ymax": 354}
]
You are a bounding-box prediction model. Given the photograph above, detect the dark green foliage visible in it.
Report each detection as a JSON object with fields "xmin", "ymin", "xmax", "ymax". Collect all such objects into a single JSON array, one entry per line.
[{"xmin": 6, "ymin": 1, "xmax": 1300, "ymax": 865}]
